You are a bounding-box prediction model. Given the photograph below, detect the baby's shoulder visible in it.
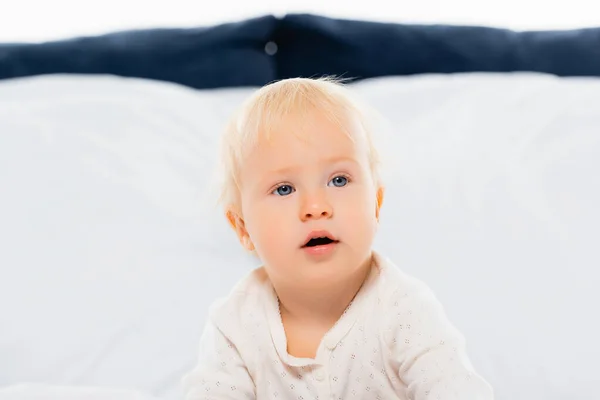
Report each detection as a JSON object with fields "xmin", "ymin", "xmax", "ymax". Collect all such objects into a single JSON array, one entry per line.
[
  {"xmin": 207, "ymin": 267, "xmax": 270, "ymax": 333},
  {"xmin": 374, "ymin": 253, "xmax": 443, "ymax": 312},
  {"xmin": 373, "ymin": 253, "xmax": 459, "ymax": 341}
]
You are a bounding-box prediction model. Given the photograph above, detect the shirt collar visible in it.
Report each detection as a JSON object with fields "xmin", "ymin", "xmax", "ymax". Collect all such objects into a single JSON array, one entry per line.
[{"xmin": 262, "ymin": 251, "xmax": 385, "ymax": 367}]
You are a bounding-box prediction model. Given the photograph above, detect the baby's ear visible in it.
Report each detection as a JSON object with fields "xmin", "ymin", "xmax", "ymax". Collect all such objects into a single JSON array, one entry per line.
[
  {"xmin": 375, "ymin": 186, "xmax": 385, "ymax": 221},
  {"xmin": 226, "ymin": 209, "xmax": 255, "ymax": 251}
]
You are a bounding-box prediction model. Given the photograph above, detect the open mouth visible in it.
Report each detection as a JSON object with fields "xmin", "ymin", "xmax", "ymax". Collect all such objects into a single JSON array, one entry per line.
[{"xmin": 303, "ymin": 236, "xmax": 338, "ymax": 248}]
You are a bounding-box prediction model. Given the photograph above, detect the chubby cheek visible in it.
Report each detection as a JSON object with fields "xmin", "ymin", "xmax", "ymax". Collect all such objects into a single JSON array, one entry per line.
[
  {"xmin": 336, "ymin": 189, "xmax": 378, "ymax": 243},
  {"xmin": 244, "ymin": 199, "xmax": 297, "ymax": 261}
]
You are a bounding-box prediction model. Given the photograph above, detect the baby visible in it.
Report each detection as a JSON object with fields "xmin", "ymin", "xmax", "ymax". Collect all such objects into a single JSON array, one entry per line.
[{"xmin": 182, "ymin": 77, "xmax": 493, "ymax": 399}]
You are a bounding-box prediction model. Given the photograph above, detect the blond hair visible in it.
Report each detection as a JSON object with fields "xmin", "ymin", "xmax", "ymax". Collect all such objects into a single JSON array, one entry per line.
[{"xmin": 216, "ymin": 76, "xmax": 383, "ymax": 212}]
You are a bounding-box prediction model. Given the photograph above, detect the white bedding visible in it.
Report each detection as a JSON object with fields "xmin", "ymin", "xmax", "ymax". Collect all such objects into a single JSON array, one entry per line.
[
  {"xmin": 0, "ymin": 73, "xmax": 598, "ymax": 400},
  {"xmin": 0, "ymin": 384, "xmax": 158, "ymax": 400}
]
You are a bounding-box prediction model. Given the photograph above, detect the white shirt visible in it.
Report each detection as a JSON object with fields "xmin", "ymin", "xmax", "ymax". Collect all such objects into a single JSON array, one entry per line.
[{"xmin": 182, "ymin": 252, "xmax": 494, "ymax": 400}]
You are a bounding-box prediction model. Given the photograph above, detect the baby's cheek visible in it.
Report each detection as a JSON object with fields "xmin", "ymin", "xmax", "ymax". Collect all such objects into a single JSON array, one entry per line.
[
  {"xmin": 342, "ymin": 198, "xmax": 378, "ymax": 241},
  {"xmin": 343, "ymin": 192, "xmax": 376, "ymax": 219},
  {"xmin": 256, "ymin": 213, "xmax": 293, "ymax": 249}
]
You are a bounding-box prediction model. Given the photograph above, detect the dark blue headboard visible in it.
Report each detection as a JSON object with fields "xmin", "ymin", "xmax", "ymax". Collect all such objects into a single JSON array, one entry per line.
[{"xmin": 1, "ymin": 13, "xmax": 599, "ymax": 89}]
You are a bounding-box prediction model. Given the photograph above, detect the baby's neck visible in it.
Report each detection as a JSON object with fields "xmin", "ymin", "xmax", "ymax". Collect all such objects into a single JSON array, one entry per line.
[{"xmin": 275, "ymin": 257, "xmax": 373, "ymax": 325}]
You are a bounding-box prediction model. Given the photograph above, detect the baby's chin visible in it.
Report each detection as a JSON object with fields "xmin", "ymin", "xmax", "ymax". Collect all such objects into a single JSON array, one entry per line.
[{"xmin": 297, "ymin": 254, "xmax": 370, "ymax": 282}]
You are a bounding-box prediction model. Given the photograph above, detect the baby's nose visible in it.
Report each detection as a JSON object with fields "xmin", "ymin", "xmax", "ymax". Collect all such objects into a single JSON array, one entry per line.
[
  {"xmin": 304, "ymin": 209, "xmax": 330, "ymax": 219},
  {"xmin": 300, "ymin": 197, "xmax": 333, "ymax": 221}
]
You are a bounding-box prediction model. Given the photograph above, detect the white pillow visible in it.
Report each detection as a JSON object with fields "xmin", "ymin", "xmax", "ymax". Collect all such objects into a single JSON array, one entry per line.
[
  {"xmin": 353, "ymin": 73, "xmax": 600, "ymax": 399},
  {"xmin": 1, "ymin": 73, "xmax": 598, "ymax": 400},
  {"xmin": 0, "ymin": 75, "xmax": 256, "ymax": 399}
]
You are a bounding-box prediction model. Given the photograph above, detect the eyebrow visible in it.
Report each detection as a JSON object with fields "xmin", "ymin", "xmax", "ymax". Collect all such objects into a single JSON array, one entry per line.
[{"xmin": 268, "ymin": 156, "xmax": 358, "ymax": 175}]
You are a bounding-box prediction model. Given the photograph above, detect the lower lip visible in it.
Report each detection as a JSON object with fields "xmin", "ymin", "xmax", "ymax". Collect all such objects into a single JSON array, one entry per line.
[{"xmin": 302, "ymin": 242, "xmax": 338, "ymax": 256}]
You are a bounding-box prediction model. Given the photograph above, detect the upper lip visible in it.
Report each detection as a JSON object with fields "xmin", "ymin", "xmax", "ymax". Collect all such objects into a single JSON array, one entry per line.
[{"xmin": 302, "ymin": 230, "xmax": 338, "ymax": 247}]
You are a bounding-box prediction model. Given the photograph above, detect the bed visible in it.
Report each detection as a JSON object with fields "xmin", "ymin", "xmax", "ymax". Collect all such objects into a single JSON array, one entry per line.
[{"xmin": 1, "ymin": 13, "xmax": 599, "ymax": 400}]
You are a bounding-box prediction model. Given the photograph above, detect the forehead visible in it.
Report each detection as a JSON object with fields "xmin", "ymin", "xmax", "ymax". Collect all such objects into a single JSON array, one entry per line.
[{"xmin": 245, "ymin": 110, "xmax": 369, "ymax": 172}]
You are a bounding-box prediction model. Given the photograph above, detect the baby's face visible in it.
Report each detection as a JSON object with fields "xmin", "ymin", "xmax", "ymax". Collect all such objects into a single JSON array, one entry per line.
[{"xmin": 233, "ymin": 111, "xmax": 383, "ymax": 289}]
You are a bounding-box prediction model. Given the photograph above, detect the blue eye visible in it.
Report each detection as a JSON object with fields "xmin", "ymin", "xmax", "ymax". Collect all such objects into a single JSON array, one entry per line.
[
  {"xmin": 273, "ymin": 184, "xmax": 295, "ymax": 196},
  {"xmin": 328, "ymin": 175, "xmax": 348, "ymax": 187}
]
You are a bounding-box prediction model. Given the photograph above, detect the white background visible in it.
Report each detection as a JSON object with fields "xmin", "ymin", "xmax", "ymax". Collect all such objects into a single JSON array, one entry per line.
[{"xmin": 1, "ymin": 0, "xmax": 600, "ymax": 42}]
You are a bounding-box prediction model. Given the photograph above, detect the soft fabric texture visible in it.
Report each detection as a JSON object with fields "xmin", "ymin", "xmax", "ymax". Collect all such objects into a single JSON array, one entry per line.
[
  {"xmin": 274, "ymin": 14, "xmax": 600, "ymax": 80},
  {"xmin": 181, "ymin": 251, "xmax": 493, "ymax": 400},
  {"xmin": 0, "ymin": 15, "xmax": 277, "ymax": 89},
  {"xmin": 0, "ymin": 73, "xmax": 599, "ymax": 400},
  {"xmin": 0, "ymin": 384, "xmax": 157, "ymax": 400},
  {"xmin": 1, "ymin": 14, "xmax": 600, "ymax": 89}
]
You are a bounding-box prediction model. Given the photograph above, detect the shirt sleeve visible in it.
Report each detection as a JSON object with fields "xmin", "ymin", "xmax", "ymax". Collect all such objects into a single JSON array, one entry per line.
[
  {"xmin": 182, "ymin": 320, "xmax": 256, "ymax": 400},
  {"xmin": 387, "ymin": 285, "xmax": 494, "ymax": 400}
]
